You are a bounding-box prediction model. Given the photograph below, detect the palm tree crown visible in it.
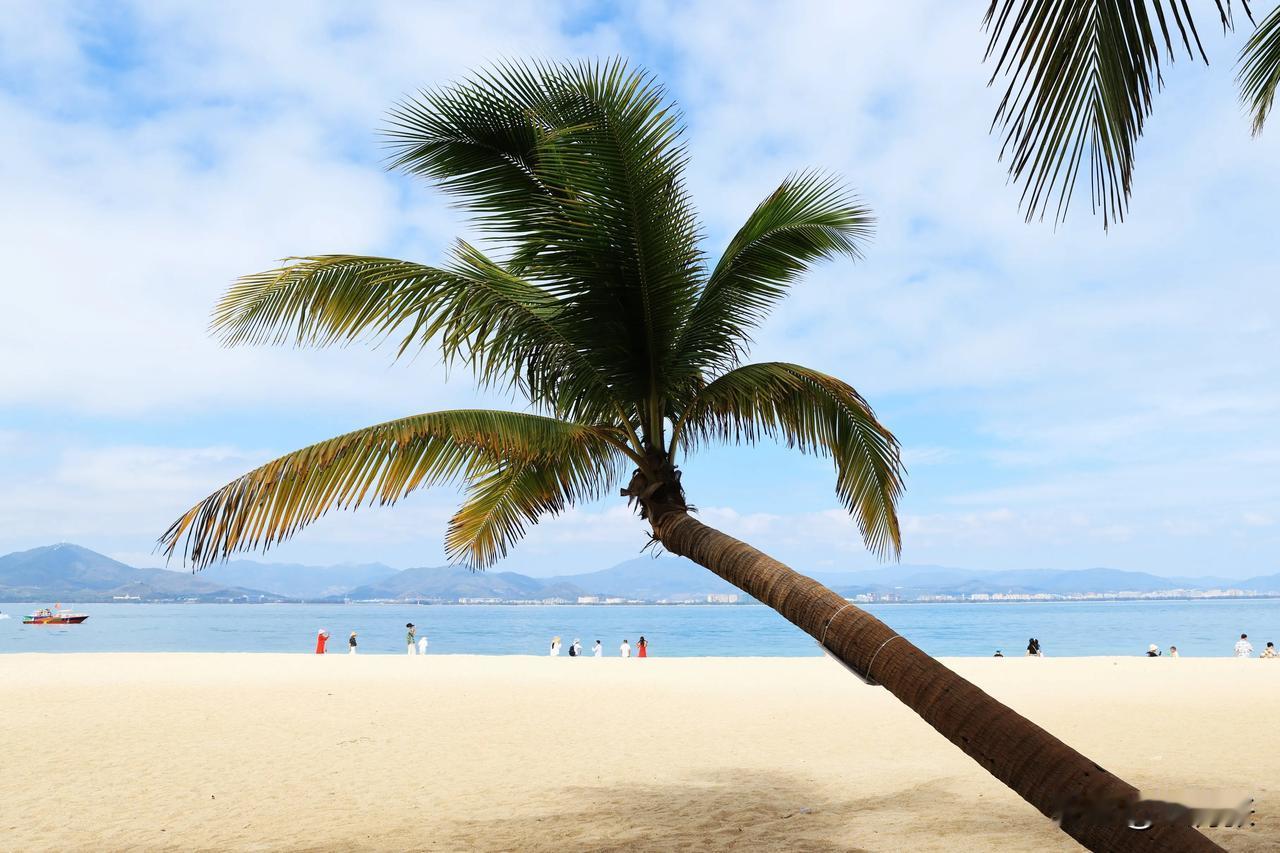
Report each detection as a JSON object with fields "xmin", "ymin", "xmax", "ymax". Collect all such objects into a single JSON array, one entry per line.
[{"xmin": 161, "ymin": 59, "xmax": 903, "ymax": 571}]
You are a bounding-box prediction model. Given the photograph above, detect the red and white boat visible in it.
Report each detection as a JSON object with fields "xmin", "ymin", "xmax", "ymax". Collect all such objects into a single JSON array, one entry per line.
[{"xmin": 23, "ymin": 606, "xmax": 89, "ymax": 625}]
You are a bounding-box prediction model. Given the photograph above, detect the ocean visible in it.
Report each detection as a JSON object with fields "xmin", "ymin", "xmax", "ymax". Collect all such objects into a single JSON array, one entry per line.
[{"xmin": 2, "ymin": 598, "xmax": 1278, "ymax": 657}]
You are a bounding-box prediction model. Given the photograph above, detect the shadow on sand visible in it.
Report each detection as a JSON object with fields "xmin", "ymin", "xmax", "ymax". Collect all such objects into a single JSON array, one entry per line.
[{"xmin": 418, "ymin": 769, "xmax": 1079, "ymax": 852}]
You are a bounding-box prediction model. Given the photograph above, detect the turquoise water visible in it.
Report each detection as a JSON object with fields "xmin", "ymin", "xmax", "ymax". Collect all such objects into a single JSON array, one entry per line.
[{"xmin": 2, "ymin": 599, "xmax": 1277, "ymax": 657}]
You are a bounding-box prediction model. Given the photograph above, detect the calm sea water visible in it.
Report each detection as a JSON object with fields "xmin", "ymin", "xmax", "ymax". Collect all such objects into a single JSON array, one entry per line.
[{"xmin": 2, "ymin": 599, "xmax": 1278, "ymax": 657}]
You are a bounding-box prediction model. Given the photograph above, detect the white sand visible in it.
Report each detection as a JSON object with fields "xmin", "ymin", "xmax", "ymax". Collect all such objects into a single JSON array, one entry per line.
[{"xmin": 0, "ymin": 654, "xmax": 1275, "ymax": 852}]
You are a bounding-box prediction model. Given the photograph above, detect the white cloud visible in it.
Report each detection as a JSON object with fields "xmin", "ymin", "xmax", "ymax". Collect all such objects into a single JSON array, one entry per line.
[{"xmin": 2, "ymin": 3, "xmax": 1279, "ymax": 578}]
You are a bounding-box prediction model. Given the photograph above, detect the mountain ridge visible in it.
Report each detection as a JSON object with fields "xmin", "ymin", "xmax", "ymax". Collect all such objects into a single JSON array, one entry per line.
[{"xmin": 1, "ymin": 543, "xmax": 1277, "ymax": 603}]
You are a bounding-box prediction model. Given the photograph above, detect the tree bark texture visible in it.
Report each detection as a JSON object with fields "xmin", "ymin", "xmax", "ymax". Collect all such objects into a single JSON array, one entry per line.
[{"xmin": 653, "ymin": 511, "xmax": 1221, "ymax": 853}]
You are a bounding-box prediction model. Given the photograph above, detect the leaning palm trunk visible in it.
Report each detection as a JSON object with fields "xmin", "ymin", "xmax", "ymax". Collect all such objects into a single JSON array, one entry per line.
[{"xmin": 655, "ymin": 512, "xmax": 1220, "ymax": 853}]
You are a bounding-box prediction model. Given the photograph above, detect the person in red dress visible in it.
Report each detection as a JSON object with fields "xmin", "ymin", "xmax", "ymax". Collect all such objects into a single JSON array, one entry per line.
[
  {"xmin": 315, "ymin": 629, "xmax": 330, "ymax": 654},
  {"xmin": 637, "ymin": 636, "xmax": 648, "ymax": 657}
]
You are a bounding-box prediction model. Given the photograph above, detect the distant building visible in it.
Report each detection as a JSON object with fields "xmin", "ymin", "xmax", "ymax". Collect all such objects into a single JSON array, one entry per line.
[
  {"xmin": 706, "ymin": 593, "xmax": 739, "ymax": 604},
  {"xmin": 577, "ymin": 595, "xmax": 601, "ymax": 604}
]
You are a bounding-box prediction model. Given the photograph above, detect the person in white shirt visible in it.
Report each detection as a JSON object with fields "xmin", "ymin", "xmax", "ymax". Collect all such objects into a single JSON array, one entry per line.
[
  {"xmin": 418, "ymin": 635, "xmax": 429, "ymax": 655},
  {"xmin": 620, "ymin": 639, "xmax": 631, "ymax": 658},
  {"xmin": 1234, "ymin": 633, "xmax": 1254, "ymax": 657},
  {"xmin": 571, "ymin": 639, "xmax": 582, "ymax": 657},
  {"xmin": 550, "ymin": 636, "xmax": 562, "ymax": 656},
  {"xmin": 593, "ymin": 640, "xmax": 602, "ymax": 657}
]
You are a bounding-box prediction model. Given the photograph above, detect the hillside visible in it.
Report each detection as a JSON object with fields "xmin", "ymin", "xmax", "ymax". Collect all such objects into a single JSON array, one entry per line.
[
  {"xmin": 343, "ymin": 565, "xmax": 587, "ymax": 602},
  {"xmin": 0, "ymin": 544, "xmax": 284, "ymax": 602},
  {"xmin": 555, "ymin": 555, "xmax": 742, "ymax": 601},
  {"xmin": 198, "ymin": 559, "xmax": 397, "ymax": 600}
]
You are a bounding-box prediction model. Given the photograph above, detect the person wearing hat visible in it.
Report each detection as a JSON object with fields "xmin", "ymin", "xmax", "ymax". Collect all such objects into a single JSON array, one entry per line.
[
  {"xmin": 348, "ymin": 631, "xmax": 358, "ymax": 654},
  {"xmin": 315, "ymin": 629, "xmax": 330, "ymax": 654},
  {"xmin": 1145, "ymin": 644, "xmax": 1161, "ymax": 657},
  {"xmin": 406, "ymin": 623, "xmax": 417, "ymax": 655}
]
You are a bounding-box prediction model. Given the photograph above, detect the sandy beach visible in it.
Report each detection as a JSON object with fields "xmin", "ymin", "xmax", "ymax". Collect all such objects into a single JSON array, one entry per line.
[{"xmin": 1, "ymin": 654, "xmax": 1275, "ymax": 852}]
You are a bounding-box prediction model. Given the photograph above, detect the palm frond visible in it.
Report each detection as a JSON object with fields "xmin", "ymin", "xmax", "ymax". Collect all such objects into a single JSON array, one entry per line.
[
  {"xmin": 672, "ymin": 172, "xmax": 872, "ymax": 385},
  {"xmin": 1239, "ymin": 5, "xmax": 1280, "ymax": 134},
  {"xmin": 447, "ymin": 452, "xmax": 622, "ymax": 568},
  {"xmin": 159, "ymin": 410, "xmax": 626, "ymax": 569},
  {"xmin": 674, "ymin": 363, "xmax": 904, "ymax": 558},
  {"xmin": 983, "ymin": 0, "xmax": 1247, "ymax": 228},
  {"xmin": 212, "ymin": 250, "xmax": 626, "ymax": 424}
]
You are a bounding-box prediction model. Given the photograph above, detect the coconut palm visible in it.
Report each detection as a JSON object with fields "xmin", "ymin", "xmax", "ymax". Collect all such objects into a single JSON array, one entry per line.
[
  {"xmin": 161, "ymin": 60, "xmax": 1219, "ymax": 851},
  {"xmin": 983, "ymin": 0, "xmax": 1280, "ymax": 228}
]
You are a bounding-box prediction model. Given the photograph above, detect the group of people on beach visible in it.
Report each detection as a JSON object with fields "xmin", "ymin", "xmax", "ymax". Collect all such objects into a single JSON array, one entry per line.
[
  {"xmin": 1232, "ymin": 633, "xmax": 1277, "ymax": 657},
  {"xmin": 1145, "ymin": 634, "xmax": 1277, "ymax": 657},
  {"xmin": 311, "ymin": 624, "xmax": 429, "ymax": 655},
  {"xmin": 549, "ymin": 635, "xmax": 648, "ymax": 657},
  {"xmin": 991, "ymin": 633, "xmax": 1278, "ymax": 658}
]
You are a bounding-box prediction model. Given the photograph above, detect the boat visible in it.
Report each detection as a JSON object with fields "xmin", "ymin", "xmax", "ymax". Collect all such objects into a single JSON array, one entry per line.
[{"xmin": 23, "ymin": 606, "xmax": 89, "ymax": 625}]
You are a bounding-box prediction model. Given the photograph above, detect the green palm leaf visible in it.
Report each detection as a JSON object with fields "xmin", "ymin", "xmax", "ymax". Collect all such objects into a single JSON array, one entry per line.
[
  {"xmin": 159, "ymin": 410, "xmax": 627, "ymax": 569},
  {"xmin": 213, "ymin": 248, "xmax": 627, "ymax": 424},
  {"xmin": 983, "ymin": 0, "xmax": 1246, "ymax": 228},
  {"xmin": 448, "ymin": 454, "xmax": 622, "ymax": 568},
  {"xmin": 673, "ymin": 363, "xmax": 904, "ymax": 557},
  {"xmin": 673, "ymin": 172, "xmax": 872, "ymax": 387},
  {"xmin": 1239, "ymin": 5, "xmax": 1280, "ymax": 134}
]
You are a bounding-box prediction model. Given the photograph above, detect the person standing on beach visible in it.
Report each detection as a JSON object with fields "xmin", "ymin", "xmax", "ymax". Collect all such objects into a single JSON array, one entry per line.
[
  {"xmin": 1262, "ymin": 642, "xmax": 1277, "ymax": 658},
  {"xmin": 593, "ymin": 640, "xmax": 602, "ymax": 657},
  {"xmin": 550, "ymin": 636, "xmax": 562, "ymax": 656},
  {"xmin": 418, "ymin": 634, "xmax": 429, "ymax": 655},
  {"xmin": 315, "ymin": 629, "xmax": 330, "ymax": 654},
  {"xmin": 1169, "ymin": 646, "xmax": 1180, "ymax": 657},
  {"xmin": 406, "ymin": 623, "xmax": 417, "ymax": 655},
  {"xmin": 1025, "ymin": 638, "xmax": 1041, "ymax": 657},
  {"xmin": 1235, "ymin": 634, "xmax": 1254, "ymax": 657},
  {"xmin": 620, "ymin": 639, "xmax": 631, "ymax": 658},
  {"xmin": 348, "ymin": 631, "xmax": 358, "ymax": 654},
  {"xmin": 637, "ymin": 636, "xmax": 648, "ymax": 658}
]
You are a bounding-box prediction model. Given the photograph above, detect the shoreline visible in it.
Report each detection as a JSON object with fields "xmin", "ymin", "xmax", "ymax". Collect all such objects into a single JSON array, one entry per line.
[{"xmin": 2, "ymin": 655, "xmax": 1275, "ymax": 851}]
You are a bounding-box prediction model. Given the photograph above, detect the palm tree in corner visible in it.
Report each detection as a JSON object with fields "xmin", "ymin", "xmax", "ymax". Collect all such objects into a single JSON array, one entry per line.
[
  {"xmin": 982, "ymin": 0, "xmax": 1280, "ymax": 229},
  {"xmin": 161, "ymin": 61, "xmax": 1219, "ymax": 852}
]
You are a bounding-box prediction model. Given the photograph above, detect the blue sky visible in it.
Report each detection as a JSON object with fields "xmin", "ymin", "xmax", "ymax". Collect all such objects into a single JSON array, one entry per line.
[{"xmin": 2, "ymin": 2, "xmax": 1278, "ymax": 578}]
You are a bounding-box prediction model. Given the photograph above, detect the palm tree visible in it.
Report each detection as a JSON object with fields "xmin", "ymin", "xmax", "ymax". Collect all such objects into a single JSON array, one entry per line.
[
  {"xmin": 983, "ymin": 0, "xmax": 1280, "ymax": 228},
  {"xmin": 161, "ymin": 60, "xmax": 1219, "ymax": 851}
]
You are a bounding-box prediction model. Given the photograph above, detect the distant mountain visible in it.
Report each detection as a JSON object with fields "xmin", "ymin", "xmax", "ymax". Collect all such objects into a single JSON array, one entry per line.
[
  {"xmin": 0, "ymin": 544, "xmax": 284, "ymax": 602},
  {"xmin": 3, "ymin": 543, "xmax": 1276, "ymax": 603},
  {"xmin": 972, "ymin": 568, "xmax": 1179, "ymax": 594},
  {"xmin": 196, "ymin": 559, "xmax": 397, "ymax": 600},
  {"xmin": 343, "ymin": 565, "xmax": 588, "ymax": 602},
  {"xmin": 555, "ymin": 555, "xmax": 743, "ymax": 601},
  {"xmin": 815, "ymin": 565, "xmax": 1251, "ymax": 597},
  {"xmin": 1239, "ymin": 573, "xmax": 1280, "ymax": 592}
]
